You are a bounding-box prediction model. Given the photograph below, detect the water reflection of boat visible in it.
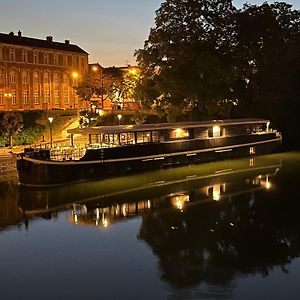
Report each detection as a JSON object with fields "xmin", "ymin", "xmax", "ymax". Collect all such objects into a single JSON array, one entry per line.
[{"xmin": 18, "ymin": 155, "xmax": 281, "ymax": 227}]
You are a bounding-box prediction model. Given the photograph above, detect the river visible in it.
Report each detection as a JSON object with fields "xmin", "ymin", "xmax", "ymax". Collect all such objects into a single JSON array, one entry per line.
[{"xmin": 0, "ymin": 152, "xmax": 300, "ymax": 300}]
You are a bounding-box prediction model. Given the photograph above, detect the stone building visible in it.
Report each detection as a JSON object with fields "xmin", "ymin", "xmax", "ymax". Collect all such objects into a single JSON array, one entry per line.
[{"xmin": 0, "ymin": 31, "xmax": 89, "ymax": 111}]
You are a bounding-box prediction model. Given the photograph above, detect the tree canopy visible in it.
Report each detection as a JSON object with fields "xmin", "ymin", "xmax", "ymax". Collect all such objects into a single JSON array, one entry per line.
[
  {"xmin": 135, "ymin": 0, "xmax": 300, "ymax": 141},
  {"xmin": 0, "ymin": 112, "xmax": 23, "ymax": 147}
]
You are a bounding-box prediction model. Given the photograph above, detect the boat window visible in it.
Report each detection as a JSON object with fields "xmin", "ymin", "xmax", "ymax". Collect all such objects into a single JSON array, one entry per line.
[
  {"xmin": 137, "ymin": 132, "xmax": 151, "ymax": 143},
  {"xmin": 120, "ymin": 132, "xmax": 135, "ymax": 145},
  {"xmin": 152, "ymin": 131, "xmax": 159, "ymax": 142},
  {"xmin": 170, "ymin": 128, "xmax": 189, "ymax": 139},
  {"xmin": 208, "ymin": 126, "xmax": 223, "ymax": 138},
  {"xmin": 103, "ymin": 134, "xmax": 119, "ymax": 146}
]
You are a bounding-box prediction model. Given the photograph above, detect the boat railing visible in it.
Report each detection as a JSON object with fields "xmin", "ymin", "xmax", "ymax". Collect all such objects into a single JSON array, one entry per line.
[{"xmin": 50, "ymin": 147, "xmax": 87, "ymax": 161}]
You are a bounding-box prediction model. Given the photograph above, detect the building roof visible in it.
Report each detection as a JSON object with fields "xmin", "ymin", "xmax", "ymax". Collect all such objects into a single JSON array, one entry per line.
[
  {"xmin": 0, "ymin": 31, "xmax": 88, "ymax": 54},
  {"xmin": 68, "ymin": 118, "xmax": 269, "ymax": 135}
]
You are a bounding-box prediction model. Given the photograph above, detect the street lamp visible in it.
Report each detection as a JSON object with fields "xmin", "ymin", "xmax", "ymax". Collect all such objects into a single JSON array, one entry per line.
[
  {"xmin": 48, "ymin": 117, "xmax": 54, "ymax": 148},
  {"xmin": 117, "ymin": 114, "xmax": 122, "ymax": 125},
  {"xmin": 72, "ymin": 72, "xmax": 79, "ymax": 109}
]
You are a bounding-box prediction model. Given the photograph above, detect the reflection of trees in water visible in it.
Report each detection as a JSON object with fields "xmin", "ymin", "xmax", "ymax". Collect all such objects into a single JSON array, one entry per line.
[
  {"xmin": 0, "ymin": 180, "xmax": 23, "ymax": 229},
  {"xmin": 138, "ymin": 188, "xmax": 300, "ymax": 289}
]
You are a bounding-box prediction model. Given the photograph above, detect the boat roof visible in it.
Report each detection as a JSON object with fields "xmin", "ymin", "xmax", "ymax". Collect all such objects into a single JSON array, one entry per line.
[{"xmin": 68, "ymin": 118, "xmax": 269, "ymax": 135}]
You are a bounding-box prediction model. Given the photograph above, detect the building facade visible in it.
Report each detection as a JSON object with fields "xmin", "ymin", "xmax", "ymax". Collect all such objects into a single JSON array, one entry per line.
[{"xmin": 0, "ymin": 31, "xmax": 89, "ymax": 111}]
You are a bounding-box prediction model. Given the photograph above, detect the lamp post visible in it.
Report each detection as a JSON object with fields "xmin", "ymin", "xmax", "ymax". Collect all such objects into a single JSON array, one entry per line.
[
  {"xmin": 117, "ymin": 114, "xmax": 122, "ymax": 126},
  {"xmin": 48, "ymin": 117, "xmax": 54, "ymax": 148},
  {"xmin": 72, "ymin": 72, "xmax": 79, "ymax": 109}
]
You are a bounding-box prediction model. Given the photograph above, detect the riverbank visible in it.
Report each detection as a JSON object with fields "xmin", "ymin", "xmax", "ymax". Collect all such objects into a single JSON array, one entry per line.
[{"xmin": 0, "ymin": 147, "xmax": 22, "ymax": 176}]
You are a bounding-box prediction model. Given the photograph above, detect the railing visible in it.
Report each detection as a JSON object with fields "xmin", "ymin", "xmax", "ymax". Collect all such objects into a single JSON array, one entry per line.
[{"xmin": 50, "ymin": 147, "xmax": 86, "ymax": 161}]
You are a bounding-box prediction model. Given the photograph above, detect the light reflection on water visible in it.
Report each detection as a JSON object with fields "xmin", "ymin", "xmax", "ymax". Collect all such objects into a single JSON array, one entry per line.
[{"xmin": 1, "ymin": 152, "xmax": 300, "ymax": 299}]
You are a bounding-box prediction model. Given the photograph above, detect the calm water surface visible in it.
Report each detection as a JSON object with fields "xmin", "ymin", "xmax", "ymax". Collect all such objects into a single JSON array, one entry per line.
[{"xmin": 1, "ymin": 152, "xmax": 300, "ymax": 300}]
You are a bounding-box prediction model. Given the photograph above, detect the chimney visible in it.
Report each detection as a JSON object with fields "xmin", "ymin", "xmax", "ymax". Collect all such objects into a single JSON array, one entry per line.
[
  {"xmin": 65, "ymin": 39, "xmax": 70, "ymax": 45},
  {"xmin": 46, "ymin": 36, "xmax": 53, "ymax": 43},
  {"xmin": 18, "ymin": 30, "xmax": 22, "ymax": 37}
]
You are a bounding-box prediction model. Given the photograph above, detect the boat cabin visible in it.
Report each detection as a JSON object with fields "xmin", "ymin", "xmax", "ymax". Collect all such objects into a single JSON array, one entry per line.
[{"xmin": 67, "ymin": 118, "xmax": 271, "ymax": 149}]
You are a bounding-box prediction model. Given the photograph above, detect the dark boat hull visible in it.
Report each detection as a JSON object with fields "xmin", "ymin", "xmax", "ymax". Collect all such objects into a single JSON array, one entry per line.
[{"xmin": 17, "ymin": 133, "xmax": 281, "ymax": 187}]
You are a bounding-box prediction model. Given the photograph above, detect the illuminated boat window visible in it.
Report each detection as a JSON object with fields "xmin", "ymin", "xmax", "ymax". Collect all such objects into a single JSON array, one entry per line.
[{"xmin": 170, "ymin": 128, "xmax": 189, "ymax": 139}]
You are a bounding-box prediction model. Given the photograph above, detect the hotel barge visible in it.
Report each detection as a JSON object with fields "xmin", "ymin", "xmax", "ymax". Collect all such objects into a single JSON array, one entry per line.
[{"xmin": 17, "ymin": 118, "xmax": 282, "ymax": 186}]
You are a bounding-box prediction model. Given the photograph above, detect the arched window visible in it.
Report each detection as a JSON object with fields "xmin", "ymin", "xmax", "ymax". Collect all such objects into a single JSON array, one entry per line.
[
  {"xmin": 22, "ymin": 70, "xmax": 29, "ymax": 84},
  {"xmin": 9, "ymin": 70, "xmax": 16, "ymax": 83},
  {"xmin": 44, "ymin": 72, "xmax": 50, "ymax": 104},
  {"xmin": 22, "ymin": 50, "xmax": 28, "ymax": 63},
  {"xmin": 33, "ymin": 71, "xmax": 39, "ymax": 84},
  {"xmin": 33, "ymin": 51, "xmax": 38, "ymax": 64},
  {"xmin": 44, "ymin": 71, "xmax": 49, "ymax": 83}
]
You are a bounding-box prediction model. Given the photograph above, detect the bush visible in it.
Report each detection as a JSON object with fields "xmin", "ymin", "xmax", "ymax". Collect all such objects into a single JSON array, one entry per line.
[
  {"xmin": 13, "ymin": 125, "xmax": 44, "ymax": 145},
  {"xmin": 0, "ymin": 135, "xmax": 8, "ymax": 147}
]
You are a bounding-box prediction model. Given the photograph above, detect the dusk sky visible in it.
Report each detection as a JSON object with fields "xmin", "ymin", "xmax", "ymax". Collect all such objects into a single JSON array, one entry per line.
[{"xmin": 1, "ymin": 0, "xmax": 299, "ymax": 67}]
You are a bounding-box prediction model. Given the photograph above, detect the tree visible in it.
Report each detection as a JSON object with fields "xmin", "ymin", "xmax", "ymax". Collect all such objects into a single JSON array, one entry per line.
[
  {"xmin": 1, "ymin": 112, "xmax": 23, "ymax": 147},
  {"xmin": 231, "ymin": 2, "xmax": 300, "ymax": 142},
  {"xmin": 136, "ymin": 0, "xmax": 300, "ymax": 145},
  {"xmin": 74, "ymin": 77, "xmax": 95, "ymax": 104},
  {"xmin": 110, "ymin": 69, "xmax": 140, "ymax": 109},
  {"xmin": 135, "ymin": 0, "xmax": 238, "ymax": 121}
]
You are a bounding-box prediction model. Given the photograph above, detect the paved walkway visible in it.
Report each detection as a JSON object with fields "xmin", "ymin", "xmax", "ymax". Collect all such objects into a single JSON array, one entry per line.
[{"xmin": 0, "ymin": 146, "xmax": 25, "ymax": 161}]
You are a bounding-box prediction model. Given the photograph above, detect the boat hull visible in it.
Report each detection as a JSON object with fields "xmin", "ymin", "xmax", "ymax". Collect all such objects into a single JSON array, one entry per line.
[{"xmin": 17, "ymin": 133, "xmax": 281, "ymax": 187}]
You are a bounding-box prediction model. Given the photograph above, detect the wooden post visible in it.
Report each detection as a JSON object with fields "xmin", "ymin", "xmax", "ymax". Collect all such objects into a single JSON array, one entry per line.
[{"xmin": 70, "ymin": 134, "xmax": 74, "ymax": 147}]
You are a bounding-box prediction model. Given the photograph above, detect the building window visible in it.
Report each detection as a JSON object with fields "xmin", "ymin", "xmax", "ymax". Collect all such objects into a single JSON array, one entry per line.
[
  {"xmin": 0, "ymin": 69, "xmax": 4, "ymax": 84},
  {"xmin": 9, "ymin": 48, "xmax": 15, "ymax": 61},
  {"xmin": 0, "ymin": 91, "xmax": 3, "ymax": 105},
  {"xmin": 34, "ymin": 92, "xmax": 40, "ymax": 104},
  {"xmin": 22, "ymin": 50, "xmax": 28, "ymax": 63},
  {"xmin": 22, "ymin": 71, "xmax": 29, "ymax": 84},
  {"xmin": 54, "ymin": 53, "xmax": 58, "ymax": 65},
  {"xmin": 44, "ymin": 52, "xmax": 49, "ymax": 64},
  {"xmin": 33, "ymin": 71, "xmax": 39, "ymax": 84},
  {"xmin": 54, "ymin": 73, "xmax": 60, "ymax": 84},
  {"xmin": 44, "ymin": 91, "xmax": 50, "ymax": 104},
  {"xmin": 11, "ymin": 92, "xmax": 16, "ymax": 105},
  {"xmin": 63, "ymin": 91, "xmax": 69, "ymax": 104},
  {"xmin": 44, "ymin": 72, "xmax": 49, "ymax": 83},
  {"xmin": 63, "ymin": 55, "xmax": 68, "ymax": 66},
  {"xmin": 22, "ymin": 91, "xmax": 29, "ymax": 105},
  {"xmin": 81, "ymin": 57, "xmax": 86, "ymax": 70},
  {"xmin": 9, "ymin": 71, "xmax": 16, "ymax": 83},
  {"xmin": 72, "ymin": 56, "xmax": 77, "ymax": 67},
  {"xmin": 63, "ymin": 74, "xmax": 68, "ymax": 85},
  {"xmin": 33, "ymin": 51, "xmax": 38, "ymax": 64},
  {"xmin": 54, "ymin": 91, "xmax": 60, "ymax": 104}
]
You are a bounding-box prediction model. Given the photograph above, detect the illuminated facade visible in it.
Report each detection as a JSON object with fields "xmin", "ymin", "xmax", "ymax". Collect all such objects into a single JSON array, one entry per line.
[{"xmin": 0, "ymin": 31, "xmax": 89, "ymax": 111}]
